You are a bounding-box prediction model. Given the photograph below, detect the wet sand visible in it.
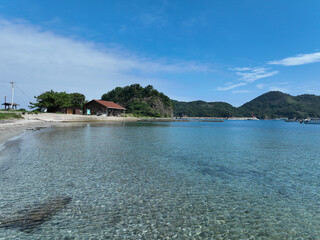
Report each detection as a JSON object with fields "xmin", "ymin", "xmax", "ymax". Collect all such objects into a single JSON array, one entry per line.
[{"xmin": 0, "ymin": 119, "xmax": 56, "ymax": 145}]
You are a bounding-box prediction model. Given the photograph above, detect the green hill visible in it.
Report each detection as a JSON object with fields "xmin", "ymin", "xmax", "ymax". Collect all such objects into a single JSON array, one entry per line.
[
  {"xmin": 172, "ymin": 100, "xmax": 237, "ymax": 117},
  {"xmin": 173, "ymin": 91, "xmax": 320, "ymax": 119},
  {"xmin": 101, "ymin": 84, "xmax": 173, "ymax": 117},
  {"xmin": 239, "ymin": 91, "xmax": 320, "ymax": 119}
]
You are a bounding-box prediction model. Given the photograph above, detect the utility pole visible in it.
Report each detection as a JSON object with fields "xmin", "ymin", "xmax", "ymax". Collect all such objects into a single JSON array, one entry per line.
[{"xmin": 10, "ymin": 82, "xmax": 16, "ymax": 110}]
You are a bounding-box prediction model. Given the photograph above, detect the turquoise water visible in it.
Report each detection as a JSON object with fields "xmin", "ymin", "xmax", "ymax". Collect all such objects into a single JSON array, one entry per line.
[{"xmin": 1, "ymin": 120, "xmax": 320, "ymax": 239}]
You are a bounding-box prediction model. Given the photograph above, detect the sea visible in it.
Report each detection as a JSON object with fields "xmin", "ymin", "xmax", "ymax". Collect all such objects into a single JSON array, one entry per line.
[{"xmin": 1, "ymin": 120, "xmax": 320, "ymax": 239}]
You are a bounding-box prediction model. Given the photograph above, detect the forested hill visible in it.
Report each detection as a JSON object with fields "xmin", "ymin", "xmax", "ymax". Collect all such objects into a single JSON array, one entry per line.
[
  {"xmin": 173, "ymin": 91, "xmax": 320, "ymax": 119},
  {"xmin": 172, "ymin": 100, "xmax": 237, "ymax": 118},
  {"xmin": 239, "ymin": 91, "xmax": 320, "ymax": 119},
  {"xmin": 101, "ymin": 84, "xmax": 173, "ymax": 117}
]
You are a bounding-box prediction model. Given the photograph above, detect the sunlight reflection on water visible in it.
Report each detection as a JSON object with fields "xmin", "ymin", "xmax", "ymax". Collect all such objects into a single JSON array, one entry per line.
[{"xmin": 1, "ymin": 121, "xmax": 320, "ymax": 239}]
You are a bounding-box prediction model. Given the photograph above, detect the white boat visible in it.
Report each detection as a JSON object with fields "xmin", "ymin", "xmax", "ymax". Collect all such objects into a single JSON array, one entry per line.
[
  {"xmin": 247, "ymin": 113, "xmax": 259, "ymax": 120},
  {"xmin": 304, "ymin": 118, "xmax": 320, "ymax": 124}
]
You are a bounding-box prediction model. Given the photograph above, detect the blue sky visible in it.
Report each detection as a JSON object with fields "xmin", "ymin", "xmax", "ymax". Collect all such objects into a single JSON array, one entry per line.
[{"xmin": 0, "ymin": 0, "xmax": 320, "ymax": 108}]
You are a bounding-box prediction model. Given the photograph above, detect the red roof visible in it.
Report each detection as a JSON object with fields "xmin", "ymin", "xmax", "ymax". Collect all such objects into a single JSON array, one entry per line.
[{"xmin": 93, "ymin": 100, "xmax": 126, "ymax": 110}]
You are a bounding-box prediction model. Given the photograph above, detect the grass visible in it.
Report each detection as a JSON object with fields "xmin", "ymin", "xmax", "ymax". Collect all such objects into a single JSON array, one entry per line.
[
  {"xmin": 0, "ymin": 109, "xmax": 40, "ymax": 115},
  {"xmin": 0, "ymin": 112, "xmax": 23, "ymax": 120}
]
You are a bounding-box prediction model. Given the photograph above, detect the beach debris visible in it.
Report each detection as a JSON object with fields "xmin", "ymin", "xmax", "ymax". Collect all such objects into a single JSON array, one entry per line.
[{"xmin": 0, "ymin": 196, "xmax": 72, "ymax": 233}]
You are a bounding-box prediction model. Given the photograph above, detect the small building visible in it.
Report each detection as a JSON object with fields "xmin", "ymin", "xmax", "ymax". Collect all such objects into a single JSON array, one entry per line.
[
  {"xmin": 2, "ymin": 102, "xmax": 19, "ymax": 110},
  {"xmin": 84, "ymin": 100, "xmax": 126, "ymax": 116},
  {"xmin": 60, "ymin": 107, "xmax": 82, "ymax": 115}
]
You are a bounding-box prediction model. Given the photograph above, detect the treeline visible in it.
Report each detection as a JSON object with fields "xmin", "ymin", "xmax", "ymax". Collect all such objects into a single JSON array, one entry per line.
[
  {"xmin": 173, "ymin": 91, "xmax": 320, "ymax": 119},
  {"xmin": 102, "ymin": 84, "xmax": 173, "ymax": 117},
  {"xmin": 28, "ymin": 85, "xmax": 173, "ymax": 117},
  {"xmin": 172, "ymin": 100, "xmax": 237, "ymax": 118},
  {"xmin": 29, "ymin": 90, "xmax": 86, "ymax": 112},
  {"xmin": 29, "ymin": 89, "xmax": 320, "ymax": 119}
]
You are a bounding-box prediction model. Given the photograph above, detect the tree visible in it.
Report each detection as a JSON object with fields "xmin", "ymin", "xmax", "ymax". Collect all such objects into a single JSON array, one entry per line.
[
  {"xmin": 101, "ymin": 84, "xmax": 173, "ymax": 117},
  {"xmin": 69, "ymin": 93, "xmax": 86, "ymax": 109},
  {"xmin": 29, "ymin": 90, "xmax": 86, "ymax": 112}
]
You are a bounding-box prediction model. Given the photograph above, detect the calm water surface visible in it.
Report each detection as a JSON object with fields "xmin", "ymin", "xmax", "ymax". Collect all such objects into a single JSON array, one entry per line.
[{"xmin": 1, "ymin": 120, "xmax": 320, "ymax": 239}]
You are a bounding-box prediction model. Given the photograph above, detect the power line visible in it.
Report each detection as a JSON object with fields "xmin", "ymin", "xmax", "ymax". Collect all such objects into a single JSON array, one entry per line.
[
  {"xmin": 1, "ymin": 82, "xmax": 33, "ymax": 109},
  {"xmin": 15, "ymin": 83, "xmax": 33, "ymax": 102}
]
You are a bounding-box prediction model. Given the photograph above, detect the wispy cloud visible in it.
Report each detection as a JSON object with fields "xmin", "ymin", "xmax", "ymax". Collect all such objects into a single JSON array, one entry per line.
[
  {"xmin": 256, "ymin": 83, "xmax": 265, "ymax": 89},
  {"xmin": 255, "ymin": 81, "xmax": 290, "ymax": 93},
  {"xmin": 268, "ymin": 52, "xmax": 320, "ymax": 66},
  {"xmin": 0, "ymin": 18, "xmax": 211, "ymax": 106},
  {"xmin": 232, "ymin": 67, "xmax": 252, "ymax": 71},
  {"xmin": 169, "ymin": 95, "xmax": 197, "ymax": 102},
  {"xmin": 220, "ymin": 51, "xmax": 320, "ymax": 93},
  {"xmin": 217, "ymin": 67, "xmax": 278, "ymax": 92},
  {"xmin": 217, "ymin": 82, "xmax": 247, "ymax": 91},
  {"xmin": 235, "ymin": 67, "xmax": 279, "ymax": 82}
]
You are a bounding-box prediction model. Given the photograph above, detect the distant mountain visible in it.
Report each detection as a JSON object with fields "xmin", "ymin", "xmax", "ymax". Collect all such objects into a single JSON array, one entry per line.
[
  {"xmin": 172, "ymin": 100, "xmax": 237, "ymax": 117},
  {"xmin": 173, "ymin": 91, "xmax": 320, "ymax": 119},
  {"xmin": 239, "ymin": 91, "xmax": 320, "ymax": 119}
]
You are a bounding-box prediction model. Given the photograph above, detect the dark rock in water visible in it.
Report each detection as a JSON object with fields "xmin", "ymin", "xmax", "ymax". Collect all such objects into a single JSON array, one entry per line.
[{"xmin": 0, "ymin": 196, "xmax": 72, "ymax": 233}]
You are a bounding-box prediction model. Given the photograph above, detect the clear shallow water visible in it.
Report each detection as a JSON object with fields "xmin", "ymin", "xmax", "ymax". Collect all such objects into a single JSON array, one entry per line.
[{"xmin": 1, "ymin": 120, "xmax": 320, "ymax": 239}]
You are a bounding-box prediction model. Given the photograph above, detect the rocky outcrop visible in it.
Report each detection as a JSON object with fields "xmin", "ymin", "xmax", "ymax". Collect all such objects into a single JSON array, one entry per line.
[{"xmin": 142, "ymin": 96, "xmax": 173, "ymax": 117}]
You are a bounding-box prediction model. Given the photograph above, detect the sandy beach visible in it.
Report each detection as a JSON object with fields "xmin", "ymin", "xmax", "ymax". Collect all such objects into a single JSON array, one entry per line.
[
  {"xmin": 0, "ymin": 113, "xmax": 139, "ymax": 145},
  {"xmin": 0, "ymin": 119, "xmax": 54, "ymax": 145}
]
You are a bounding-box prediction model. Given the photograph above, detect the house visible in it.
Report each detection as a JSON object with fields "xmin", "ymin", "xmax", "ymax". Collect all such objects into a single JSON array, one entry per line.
[
  {"xmin": 60, "ymin": 107, "xmax": 82, "ymax": 115},
  {"xmin": 84, "ymin": 100, "xmax": 126, "ymax": 116}
]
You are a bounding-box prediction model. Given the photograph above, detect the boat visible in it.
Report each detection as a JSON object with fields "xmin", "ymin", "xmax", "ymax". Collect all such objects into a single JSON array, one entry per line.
[
  {"xmin": 304, "ymin": 118, "xmax": 320, "ymax": 124},
  {"xmin": 247, "ymin": 113, "xmax": 259, "ymax": 121}
]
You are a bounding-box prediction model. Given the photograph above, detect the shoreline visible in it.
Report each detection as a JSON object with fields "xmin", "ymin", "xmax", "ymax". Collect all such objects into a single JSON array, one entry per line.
[
  {"xmin": 0, "ymin": 119, "xmax": 59, "ymax": 145},
  {"xmin": 0, "ymin": 113, "xmax": 142, "ymax": 145},
  {"xmin": 1, "ymin": 113, "xmax": 253, "ymax": 145}
]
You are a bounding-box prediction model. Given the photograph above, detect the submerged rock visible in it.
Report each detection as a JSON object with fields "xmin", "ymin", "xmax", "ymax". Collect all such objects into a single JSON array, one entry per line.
[{"xmin": 0, "ymin": 196, "xmax": 72, "ymax": 233}]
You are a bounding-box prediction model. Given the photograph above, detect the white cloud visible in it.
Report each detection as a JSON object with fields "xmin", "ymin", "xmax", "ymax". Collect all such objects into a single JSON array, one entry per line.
[
  {"xmin": 217, "ymin": 82, "xmax": 247, "ymax": 91},
  {"xmin": 256, "ymin": 83, "xmax": 265, "ymax": 89},
  {"xmin": 169, "ymin": 95, "xmax": 197, "ymax": 102},
  {"xmin": 217, "ymin": 66, "xmax": 278, "ymax": 92},
  {"xmin": 235, "ymin": 67, "xmax": 279, "ymax": 82},
  {"xmin": 268, "ymin": 52, "xmax": 320, "ymax": 66},
  {"xmin": 232, "ymin": 67, "xmax": 252, "ymax": 71},
  {"xmin": 0, "ymin": 19, "xmax": 211, "ymax": 107}
]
